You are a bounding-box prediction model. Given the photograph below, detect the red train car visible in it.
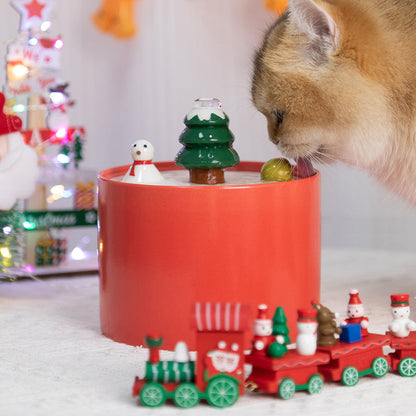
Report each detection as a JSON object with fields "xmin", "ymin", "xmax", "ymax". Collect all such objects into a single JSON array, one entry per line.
[
  {"xmin": 316, "ymin": 333, "xmax": 391, "ymax": 386},
  {"xmin": 388, "ymin": 331, "xmax": 416, "ymax": 377},
  {"xmin": 246, "ymin": 350, "xmax": 329, "ymax": 399}
]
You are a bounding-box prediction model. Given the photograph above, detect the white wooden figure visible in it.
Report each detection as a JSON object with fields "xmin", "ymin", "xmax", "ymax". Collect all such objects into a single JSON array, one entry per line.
[
  {"xmin": 388, "ymin": 294, "xmax": 416, "ymax": 338},
  {"xmin": 296, "ymin": 309, "xmax": 318, "ymax": 356}
]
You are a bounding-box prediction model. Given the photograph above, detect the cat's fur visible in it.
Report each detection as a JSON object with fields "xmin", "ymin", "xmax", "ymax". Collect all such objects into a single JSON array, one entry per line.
[{"xmin": 252, "ymin": 0, "xmax": 416, "ymax": 204}]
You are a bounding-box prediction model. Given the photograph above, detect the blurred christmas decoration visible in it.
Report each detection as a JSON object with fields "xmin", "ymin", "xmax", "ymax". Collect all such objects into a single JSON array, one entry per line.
[
  {"xmin": 11, "ymin": 0, "xmax": 55, "ymax": 32},
  {"xmin": 92, "ymin": 0, "xmax": 137, "ymax": 38},
  {"xmin": 263, "ymin": 0, "xmax": 288, "ymax": 15},
  {"xmin": 35, "ymin": 232, "xmax": 67, "ymax": 266},
  {"xmin": 0, "ymin": 92, "xmax": 39, "ymax": 211},
  {"xmin": 0, "ymin": 202, "xmax": 29, "ymax": 279},
  {"xmin": 0, "ymin": 1, "xmax": 97, "ymax": 278}
]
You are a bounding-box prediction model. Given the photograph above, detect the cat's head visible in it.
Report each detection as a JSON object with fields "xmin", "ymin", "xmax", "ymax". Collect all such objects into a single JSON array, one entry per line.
[{"xmin": 252, "ymin": 0, "xmax": 393, "ymax": 169}]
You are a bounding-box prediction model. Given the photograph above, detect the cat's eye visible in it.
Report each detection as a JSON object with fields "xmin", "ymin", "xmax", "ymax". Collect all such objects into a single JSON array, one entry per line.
[{"xmin": 272, "ymin": 110, "xmax": 284, "ymax": 127}]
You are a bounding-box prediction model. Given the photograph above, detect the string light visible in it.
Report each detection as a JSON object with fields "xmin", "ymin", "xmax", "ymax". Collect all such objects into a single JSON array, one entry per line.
[
  {"xmin": 54, "ymin": 38, "xmax": 63, "ymax": 49},
  {"xmin": 47, "ymin": 184, "xmax": 73, "ymax": 204},
  {"xmin": 8, "ymin": 62, "xmax": 29, "ymax": 81},
  {"xmin": 55, "ymin": 128, "xmax": 67, "ymax": 139},
  {"xmin": 2, "ymin": 226, "xmax": 12, "ymax": 235},
  {"xmin": 40, "ymin": 21, "xmax": 51, "ymax": 32},
  {"xmin": 57, "ymin": 153, "xmax": 70, "ymax": 164},
  {"xmin": 0, "ymin": 247, "xmax": 12, "ymax": 259},
  {"xmin": 22, "ymin": 221, "xmax": 36, "ymax": 230},
  {"xmin": 71, "ymin": 246, "xmax": 86, "ymax": 260},
  {"xmin": 13, "ymin": 104, "xmax": 25, "ymax": 113}
]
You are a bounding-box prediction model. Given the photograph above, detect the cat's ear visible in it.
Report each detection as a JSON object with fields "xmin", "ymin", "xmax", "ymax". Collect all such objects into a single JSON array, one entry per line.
[{"xmin": 288, "ymin": 0, "xmax": 339, "ymax": 52}]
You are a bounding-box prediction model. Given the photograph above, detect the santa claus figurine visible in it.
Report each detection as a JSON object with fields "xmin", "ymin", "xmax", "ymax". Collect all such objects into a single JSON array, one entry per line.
[
  {"xmin": 341, "ymin": 289, "xmax": 369, "ymax": 337},
  {"xmin": 0, "ymin": 92, "xmax": 38, "ymax": 210},
  {"xmin": 251, "ymin": 304, "xmax": 273, "ymax": 356},
  {"xmin": 388, "ymin": 294, "xmax": 416, "ymax": 338}
]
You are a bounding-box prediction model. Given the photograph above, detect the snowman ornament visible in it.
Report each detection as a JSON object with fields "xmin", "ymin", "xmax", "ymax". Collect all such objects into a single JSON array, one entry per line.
[
  {"xmin": 122, "ymin": 140, "xmax": 164, "ymax": 184},
  {"xmin": 388, "ymin": 294, "xmax": 416, "ymax": 338},
  {"xmin": 296, "ymin": 308, "xmax": 318, "ymax": 356}
]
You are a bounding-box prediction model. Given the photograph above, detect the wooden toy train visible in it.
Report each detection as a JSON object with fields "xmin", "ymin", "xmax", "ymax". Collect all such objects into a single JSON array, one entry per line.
[{"xmin": 132, "ymin": 292, "xmax": 416, "ymax": 408}]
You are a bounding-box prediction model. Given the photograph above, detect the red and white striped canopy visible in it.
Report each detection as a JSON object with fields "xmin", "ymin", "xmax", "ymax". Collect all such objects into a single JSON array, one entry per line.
[{"xmin": 191, "ymin": 302, "xmax": 252, "ymax": 333}]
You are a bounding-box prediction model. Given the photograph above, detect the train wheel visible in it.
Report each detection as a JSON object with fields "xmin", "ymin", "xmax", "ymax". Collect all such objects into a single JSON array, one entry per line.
[
  {"xmin": 341, "ymin": 366, "xmax": 359, "ymax": 387},
  {"xmin": 372, "ymin": 357, "xmax": 389, "ymax": 378},
  {"xmin": 173, "ymin": 383, "xmax": 200, "ymax": 408},
  {"xmin": 278, "ymin": 378, "xmax": 296, "ymax": 400},
  {"xmin": 398, "ymin": 357, "xmax": 416, "ymax": 377},
  {"xmin": 307, "ymin": 374, "xmax": 324, "ymax": 395},
  {"xmin": 140, "ymin": 383, "xmax": 166, "ymax": 407},
  {"xmin": 206, "ymin": 376, "xmax": 239, "ymax": 408}
]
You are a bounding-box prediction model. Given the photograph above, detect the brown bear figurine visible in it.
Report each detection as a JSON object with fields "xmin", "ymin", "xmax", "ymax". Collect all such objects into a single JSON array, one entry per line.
[{"xmin": 312, "ymin": 301, "xmax": 342, "ymax": 346}]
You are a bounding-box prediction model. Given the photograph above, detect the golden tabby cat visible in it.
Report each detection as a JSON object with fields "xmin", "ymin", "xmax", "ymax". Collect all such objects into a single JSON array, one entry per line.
[{"xmin": 252, "ymin": 0, "xmax": 416, "ymax": 204}]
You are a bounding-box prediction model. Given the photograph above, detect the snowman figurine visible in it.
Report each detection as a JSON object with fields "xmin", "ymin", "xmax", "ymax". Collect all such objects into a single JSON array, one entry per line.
[
  {"xmin": 251, "ymin": 304, "xmax": 273, "ymax": 356},
  {"xmin": 46, "ymin": 83, "xmax": 73, "ymax": 132},
  {"xmin": 388, "ymin": 294, "xmax": 416, "ymax": 338},
  {"xmin": 296, "ymin": 308, "xmax": 318, "ymax": 356},
  {"xmin": 122, "ymin": 139, "xmax": 164, "ymax": 184}
]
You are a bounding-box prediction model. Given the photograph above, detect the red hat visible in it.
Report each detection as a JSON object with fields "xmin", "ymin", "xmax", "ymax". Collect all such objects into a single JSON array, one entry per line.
[
  {"xmin": 391, "ymin": 294, "xmax": 409, "ymax": 307},
  {"xmin": 255, "ymin": 304, "xmax": 269, "ymax": 322},
  {"xmin": 0, "ymin": 93, "xmax": 22, "ymax": 136},
  {"xmin": 297, "ymin": 308, "xmax": 317, "ymax": 322},
  {"xmin": 348, "ymin": 289, "xmax": 362, "ymax": 306}
]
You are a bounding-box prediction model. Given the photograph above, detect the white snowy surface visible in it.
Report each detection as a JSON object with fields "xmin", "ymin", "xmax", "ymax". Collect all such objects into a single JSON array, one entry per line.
[
  {"xmin": 1, "ymin": 248, "xmax": 416, "ymax": 416},
  {"xmin": 112, "ymin": 169, "xmax": 306, "ymax": 186}
]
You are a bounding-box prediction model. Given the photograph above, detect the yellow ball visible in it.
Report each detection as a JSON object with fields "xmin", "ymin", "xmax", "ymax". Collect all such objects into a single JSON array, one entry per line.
[{"xmin": 261, "ymin": 158, "xmax": 293, "ymax": 182}]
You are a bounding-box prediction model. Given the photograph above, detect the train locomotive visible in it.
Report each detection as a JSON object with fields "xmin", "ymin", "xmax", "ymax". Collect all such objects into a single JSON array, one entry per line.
[{"xmin": 132, "ymin": 294, "xmax": 416, "ymax": 408}]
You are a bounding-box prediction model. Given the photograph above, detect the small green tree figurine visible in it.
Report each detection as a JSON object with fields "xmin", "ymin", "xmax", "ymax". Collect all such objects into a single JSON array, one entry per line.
[
  {"xmin": 268, "ymin": 306, "xmax": 291, "ymax": 358},
  {"xmin": 175, "ymin": 98, "xmax": 240, "ymax": 184},
  {"xmin": 73, "ymin": 133, "xmax": 83, "ymax": 169}
]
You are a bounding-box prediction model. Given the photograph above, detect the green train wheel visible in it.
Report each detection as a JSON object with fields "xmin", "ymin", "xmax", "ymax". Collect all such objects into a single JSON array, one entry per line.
[
  {"xmin": 173, "ymin": 383, "xmax": 200, "ymax": 408},
  {"xmin": 140, "ymin": 383, "xmax": 166, "ymax": 407},
  {"xmin": 372, "ymin": 357, "xmax": 389, "ymax": 378},
  {"xmin": 341, "ymin": 366, "xmax": 359, "ymax": 387},
  {"xmin": 206, "ymin": 376, "xmax": 239, "ymax": 408},
  {"xmin": 399, "ymin": 357, "xmax": 416, "ymax": 377},
  {"xmin": 307, "ymin": 374, "xmax": 324, "ymax": 395},
  {"xmin": 278, "ymin": 378, "xmax": 296, "ymax": 400}
]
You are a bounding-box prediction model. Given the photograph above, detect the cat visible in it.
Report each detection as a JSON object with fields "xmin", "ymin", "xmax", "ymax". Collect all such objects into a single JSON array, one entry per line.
[{"xmin": 252, "ymin": 0, "xmax": 416, "ymax": 204}]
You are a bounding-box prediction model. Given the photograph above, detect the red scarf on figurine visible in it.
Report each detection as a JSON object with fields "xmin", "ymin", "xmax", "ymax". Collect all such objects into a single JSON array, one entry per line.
[{"xmin": 130, "ymin": 160, "xmax": 152, "ymax": 176}]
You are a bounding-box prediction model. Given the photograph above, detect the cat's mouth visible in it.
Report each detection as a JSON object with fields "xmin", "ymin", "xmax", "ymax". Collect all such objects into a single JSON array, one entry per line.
[
  {"xmin": 278, "ymin": 141, "xmax": 332, "ymax": 165},
  {"xmin": 276, "ymin": 141, "xmax": 331, "ymax": 177},
  {"xmin": 295, "ymin": 157, "xmax": 315, "ymax": 178}
]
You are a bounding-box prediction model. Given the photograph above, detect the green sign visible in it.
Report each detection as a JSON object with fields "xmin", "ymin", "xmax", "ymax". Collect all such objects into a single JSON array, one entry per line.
[{"xmin": 22, "ymin": 210, "xmax": 98, "ymax": 231}]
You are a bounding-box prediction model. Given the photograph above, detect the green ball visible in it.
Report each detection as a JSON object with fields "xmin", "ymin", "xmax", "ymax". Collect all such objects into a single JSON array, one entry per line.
[
  {"xmin": 268, "ymin": 342, "xmax": 288, "ymax": 358},
  {"xmin": 261, "ymin": 158, "xmax": 293, "ymax": 182}
]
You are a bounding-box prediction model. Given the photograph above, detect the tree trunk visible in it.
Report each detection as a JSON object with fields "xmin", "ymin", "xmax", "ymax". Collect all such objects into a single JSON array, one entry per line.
[{"xmin": 189, "ymin": 168, "xmax": 225, "ymax": 185}]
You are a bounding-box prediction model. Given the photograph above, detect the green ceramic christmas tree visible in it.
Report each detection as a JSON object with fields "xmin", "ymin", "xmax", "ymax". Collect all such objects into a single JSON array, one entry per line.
[
  {"xmin": 175, "ymin": 98, "xmax": 240, "ymax": 184},
  {"xmin": 268, "ymin": 306, "xmax": 291, "ymax": 358}
]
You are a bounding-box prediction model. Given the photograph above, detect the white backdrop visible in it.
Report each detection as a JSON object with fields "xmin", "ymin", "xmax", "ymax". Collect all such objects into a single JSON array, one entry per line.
[{"xmin": 1, "ymin": 0, "xmax": 415, "ymax": 252}]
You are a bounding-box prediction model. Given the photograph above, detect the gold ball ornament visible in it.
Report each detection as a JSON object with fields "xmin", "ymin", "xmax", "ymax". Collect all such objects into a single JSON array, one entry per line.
[{"xmin": 261, "ymin": 158, "xmax": 293, "ymax": 182}]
